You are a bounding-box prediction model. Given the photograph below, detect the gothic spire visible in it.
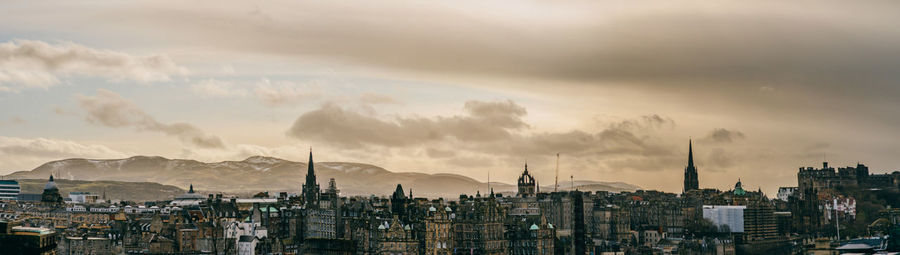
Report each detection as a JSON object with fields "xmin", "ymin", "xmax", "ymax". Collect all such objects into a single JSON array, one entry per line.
[
  {"xmin": 302, "ymin": 148, "xmax": 320, "ymax": 206},
  {"xmin": 683, "ymin": 139, "xmax": 700, "ymax": 193},
  {"xmin": 307, "ymin": 148, "xmax": 315, "ymax": 180},
  {"xmin": 688, "ymin": 139, "xmax": 694, "ymax": 167}
]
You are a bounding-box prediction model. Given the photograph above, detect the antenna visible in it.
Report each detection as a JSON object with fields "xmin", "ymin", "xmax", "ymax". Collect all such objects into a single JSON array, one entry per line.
[
  {"xmin": 570, "ymin": 175, "xmax": 575, "ymax": 192},
  {"xmin": 487, "ymin": 169, "xmax": 491, "ymax": 195},
  {"xmin": 554, "ymin": 153, "xmax": 560, "ymax": 192}
]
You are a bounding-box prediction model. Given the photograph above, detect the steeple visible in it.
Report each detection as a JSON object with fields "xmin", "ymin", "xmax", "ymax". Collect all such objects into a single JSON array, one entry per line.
[
  {"xmin": 683, "ymin": 139, "xmax": 699, "ymax": 193},
  {"xmin": 307, "ymin": 148, "xmax": 315, "ymax": 179},
  {"xmin": 302, "ymin": 148, "xmax": 320, "ymax": 207},
  {"xmin": 688, "ymin": 139, "xmax": 694, "ymax": 168},
  {"xmin": 189, "ymin": 183, "xmax": 195, "ymax": 193}
]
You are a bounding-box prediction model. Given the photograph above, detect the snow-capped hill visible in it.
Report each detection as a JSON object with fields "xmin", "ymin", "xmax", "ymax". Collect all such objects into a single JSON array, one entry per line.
[{"xmin": 241, "ymin": 156, "xmax": 288, "ymax": 165}]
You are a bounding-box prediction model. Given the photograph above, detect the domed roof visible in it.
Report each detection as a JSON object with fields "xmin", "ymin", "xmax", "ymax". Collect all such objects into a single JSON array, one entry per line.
[
  {"xmin": 429, "ymin": 206, "xmax": 437, "ymax": 212},
  {"xmin": 733, "ymin": 179, "xmax": 746, "ymax": 196},
  {"xmin": 445, "ymin": 207, "xmax": 452, "ymax": 212},
  {"xmin": 44, "ymin": 175, "xmax": 58, "ymax": 190},
  {"xmin": 530, "ymin": 224, "xmax": 539, "ymax": 230}
]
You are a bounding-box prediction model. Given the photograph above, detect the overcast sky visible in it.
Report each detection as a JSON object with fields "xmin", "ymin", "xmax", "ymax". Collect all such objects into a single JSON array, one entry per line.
[{"xmin": 2, "ymin": 0, "xmax": 900, "ymax": 194}]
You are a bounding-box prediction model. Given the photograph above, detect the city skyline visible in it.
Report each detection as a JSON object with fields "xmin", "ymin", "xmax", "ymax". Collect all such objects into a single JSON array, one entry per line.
[{"xmin": 4, "ymin": 0, "xmax": 900, "ymax": 196}]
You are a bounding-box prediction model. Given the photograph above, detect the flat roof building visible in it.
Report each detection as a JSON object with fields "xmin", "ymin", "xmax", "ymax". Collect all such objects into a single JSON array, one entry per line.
[{"xmin": 0, "ymin": 180, "xmax": 20, "ymax": 201}]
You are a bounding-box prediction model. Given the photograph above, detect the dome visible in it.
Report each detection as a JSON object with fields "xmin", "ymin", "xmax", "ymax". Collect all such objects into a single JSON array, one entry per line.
[
  {"xmin": 733, "ymin": 179, "xmax": 746, "ymax": 196},
  {"xmin": 429, "ymin": 206, "xmax": 437, "ymax": 212},
  {"xmin": 445, "ymin": 207, "xmax": 452, "ymax": 212},
  {"xmin": 378, "ymin": 224, "xmax": 386, "ymax": 230},
  {"xmin": 530, "ymin": 224, "xmax": 539, "ymax": 230},
  {"xmin": 44, "ymin": 175, "xmax": 58, "ymax": 190}
]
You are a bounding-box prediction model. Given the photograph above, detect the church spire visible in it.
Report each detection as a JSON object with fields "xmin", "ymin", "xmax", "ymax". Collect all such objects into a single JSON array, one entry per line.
[
  {"xmin": 302, "ymin": 148, "xmax": 320, "ymax": 206},
  {"xmin": 307, "ymin": 148, "xmax": 315, "ymax": 178},
  {"xmin": 688, "ymin": 139, "xmax": 694, "ymax": 168},
  {"xmin": 683, "ymin": 139, "xmax": 699, "ymax": 193}
]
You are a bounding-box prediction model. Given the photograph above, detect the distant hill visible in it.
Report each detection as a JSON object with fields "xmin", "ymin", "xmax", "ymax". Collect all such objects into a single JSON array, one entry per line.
[
  {"xmin": 4, "ymin": 156, "xmax": 640, "ymax": 198},
  {"xmin": 16, "ymin": 179, "xmax": 184, "ymax": 202}
]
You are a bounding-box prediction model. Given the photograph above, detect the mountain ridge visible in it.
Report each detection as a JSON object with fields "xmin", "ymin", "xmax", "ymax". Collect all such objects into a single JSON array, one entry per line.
[{"xmin": 3, "ymin": 155, "xmax": 641, "ymax": 198}]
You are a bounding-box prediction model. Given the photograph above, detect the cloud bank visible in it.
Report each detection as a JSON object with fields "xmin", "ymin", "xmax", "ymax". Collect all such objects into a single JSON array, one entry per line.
[
  {"xmin": 0, "ymin": 39, "xmax": 187, "ymax": 91},
  {"xmin": 77, "ymin": 89, "xmax": 225, "ymax": 148},
  {"xmin": 288, "ymin": 100, "xmax": 680, "ymax": 173}
]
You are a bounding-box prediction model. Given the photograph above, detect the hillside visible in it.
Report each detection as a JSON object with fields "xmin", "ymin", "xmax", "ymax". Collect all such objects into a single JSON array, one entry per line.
[
  {"xmin": 16, "ymin": 179, "xmax": 185, "ymax": 202},
  {"xmin": 4, "ymin": 156, "xmax": 641, "ymax": 198}
]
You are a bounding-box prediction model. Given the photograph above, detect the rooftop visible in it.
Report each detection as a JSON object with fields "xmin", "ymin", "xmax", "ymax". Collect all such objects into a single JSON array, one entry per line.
[{"xmin": 12, "ymin": 226, "xmax": 55, "ymax": 235}]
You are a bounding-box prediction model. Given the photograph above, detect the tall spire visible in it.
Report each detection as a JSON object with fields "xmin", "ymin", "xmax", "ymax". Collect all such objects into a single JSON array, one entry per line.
[
  {"xmin": 302, "ymin": 148, "xmax": 320, "ymax": 206},
  {"xmin": 688, "ymin": 139, "xmax": 694, "ymax": 168},
  {"xmin": 683, "ymin": 139, "xmax": 699, "ymax": 193},
  {"xmin": 307, "ymin": 148, "xmax": 315, "ymax": 177}
]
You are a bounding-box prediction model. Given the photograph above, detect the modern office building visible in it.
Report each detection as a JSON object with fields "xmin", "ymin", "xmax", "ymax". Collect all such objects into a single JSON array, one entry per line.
[{"xmin": 0, "ymin": 180, "xmax": 20, "ymax": 200}]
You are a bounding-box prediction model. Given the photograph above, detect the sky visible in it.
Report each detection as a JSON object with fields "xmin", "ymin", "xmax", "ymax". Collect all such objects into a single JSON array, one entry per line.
[{"xmin": 2, "ymin": 0, "xmax": 900, "ymax": 195}]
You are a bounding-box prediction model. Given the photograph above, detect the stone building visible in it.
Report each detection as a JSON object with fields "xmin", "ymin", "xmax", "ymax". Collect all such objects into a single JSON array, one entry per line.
[
  {"xmin": 378, "ymin": 215, "xmax": 419, "ymax": 255},
  {"xmin": 507, "ymin": 214, "xmax": 555, "ymax": 255},
  {"xmin": 453, "ymin": 196, "xmax": 507, "ymax": 255},
  {"xmin": 425, "ymin": 205, "xmax": 453, "ymax": 255}
]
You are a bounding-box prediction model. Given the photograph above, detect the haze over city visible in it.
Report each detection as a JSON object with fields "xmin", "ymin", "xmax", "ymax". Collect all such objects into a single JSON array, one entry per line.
[{"xmin": 4, "ymin": 0, "xmax": 900, "ymax": 196}]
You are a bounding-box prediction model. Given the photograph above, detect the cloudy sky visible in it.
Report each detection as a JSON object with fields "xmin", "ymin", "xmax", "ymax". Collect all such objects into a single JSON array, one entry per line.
[{"xmin": 2, "ymin": 0, "xmax": 900, "ymax": 194}]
